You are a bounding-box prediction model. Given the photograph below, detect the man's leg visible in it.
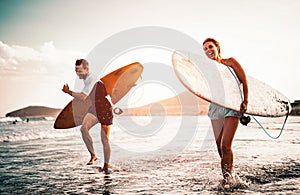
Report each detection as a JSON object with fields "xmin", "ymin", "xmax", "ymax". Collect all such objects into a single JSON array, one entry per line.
[
  {"xmin": 101, "ymin": 124, "xmax": 111, "ymax": 171},
  {"xmin": 80, "ymin": 113, "xmax": 98, "ymax": 165}
]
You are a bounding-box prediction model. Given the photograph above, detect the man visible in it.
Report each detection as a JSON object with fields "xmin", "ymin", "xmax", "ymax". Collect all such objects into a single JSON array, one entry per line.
[{"xmin": 62, "ymin": 59, "xmax": 113, "ymax": 173}]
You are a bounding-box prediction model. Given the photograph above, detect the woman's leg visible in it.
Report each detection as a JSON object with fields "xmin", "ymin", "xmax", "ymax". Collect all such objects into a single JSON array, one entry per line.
[
  {"xmin": 220, "ymin": 116, "xmax": 239, "ymax": 179},
  {"xmin": 211, "ymin": 119, "xmax": 224, "ymax": 158}
]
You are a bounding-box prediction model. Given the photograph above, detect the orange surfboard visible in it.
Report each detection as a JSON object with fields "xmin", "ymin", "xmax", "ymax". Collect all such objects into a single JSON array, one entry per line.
[{"xmin": 54, "ymin": 62, "xmax": 143, "ymax": 129}]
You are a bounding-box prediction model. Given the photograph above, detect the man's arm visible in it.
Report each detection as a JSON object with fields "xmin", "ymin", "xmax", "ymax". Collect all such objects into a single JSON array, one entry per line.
[{"xmin": 62, "ymin": 84, "xmax": 88, "ymax": 101}]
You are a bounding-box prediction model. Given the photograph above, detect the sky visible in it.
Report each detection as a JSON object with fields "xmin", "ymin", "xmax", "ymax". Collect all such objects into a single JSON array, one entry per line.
[{"xmin": 0, "ymin": 0, "xmax": 300, "ymax": 117}]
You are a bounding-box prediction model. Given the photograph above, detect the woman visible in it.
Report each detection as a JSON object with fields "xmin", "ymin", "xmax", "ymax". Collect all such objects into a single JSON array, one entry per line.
[{"xmin": 202, "ymin": 38, "xmax": 248, "ymax": 184}]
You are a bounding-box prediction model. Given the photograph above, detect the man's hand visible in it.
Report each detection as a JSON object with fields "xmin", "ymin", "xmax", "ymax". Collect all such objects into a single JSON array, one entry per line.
[{"xmin": 62, "ymin": 84, "xmax": 71, "ymax": 95}]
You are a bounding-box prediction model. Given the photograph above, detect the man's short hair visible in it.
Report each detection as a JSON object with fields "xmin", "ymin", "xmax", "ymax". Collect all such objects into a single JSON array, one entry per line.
[{"xmin": 75, "ymin": 59, "xmax": 89, "ymax": 69}]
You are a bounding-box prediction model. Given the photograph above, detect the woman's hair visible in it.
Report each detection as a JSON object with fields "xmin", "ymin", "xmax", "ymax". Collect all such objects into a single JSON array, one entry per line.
[
  {"xmin": 203, "ymin": 38, "xmax": 221, "ymax": 57},
  {"xmin": 75, "ymin": 59, "xmax": 89, "ymax": 69}
]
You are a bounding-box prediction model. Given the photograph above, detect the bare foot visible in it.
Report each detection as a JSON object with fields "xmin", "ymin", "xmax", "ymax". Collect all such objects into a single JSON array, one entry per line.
[
  {"xmin": 86, "ymin": 156, "xmax": 98, "ymax": 165},
  {"xmin": 103, "ymin": 163, "xmax": 112, "ymax": 174}
]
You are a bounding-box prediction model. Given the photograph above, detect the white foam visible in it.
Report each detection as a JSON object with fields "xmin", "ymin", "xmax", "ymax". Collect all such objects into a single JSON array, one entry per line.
[{"xmin": 0, "ymin": 117, "xmax": 22, "ymax": 123}]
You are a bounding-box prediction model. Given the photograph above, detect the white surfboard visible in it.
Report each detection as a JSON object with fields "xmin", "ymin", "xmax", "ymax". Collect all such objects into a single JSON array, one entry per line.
[{"xmin": 172, "ymin": 50, "xmax": 291, "ymax": 117}]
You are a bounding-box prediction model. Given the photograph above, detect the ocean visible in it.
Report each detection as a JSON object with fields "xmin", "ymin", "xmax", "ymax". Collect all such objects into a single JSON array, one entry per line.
[{"xmin": 0, "ymin": 115, "xmax": 299, "ymax": 194}]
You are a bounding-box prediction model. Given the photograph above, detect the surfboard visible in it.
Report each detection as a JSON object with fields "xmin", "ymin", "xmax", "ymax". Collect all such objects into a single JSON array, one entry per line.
[
  {"xmin": 54, "ymin": 62, "xmax": 143, "ymax": 129},
  {"xmin": 172, "ymin": 50, "xmax": 291, "ymax": 117}
]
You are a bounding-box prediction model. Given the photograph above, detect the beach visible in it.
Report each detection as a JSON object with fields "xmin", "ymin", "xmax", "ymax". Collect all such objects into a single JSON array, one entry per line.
[{"xmin": 0, "ymin": 116, "xmax": 299, "ymax": 194}]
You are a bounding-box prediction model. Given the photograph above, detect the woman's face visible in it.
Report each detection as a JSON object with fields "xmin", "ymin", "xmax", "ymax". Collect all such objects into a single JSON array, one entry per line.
[{"xmin": 203, "ymin": 41, "xmax": 219, "ymax": 61}]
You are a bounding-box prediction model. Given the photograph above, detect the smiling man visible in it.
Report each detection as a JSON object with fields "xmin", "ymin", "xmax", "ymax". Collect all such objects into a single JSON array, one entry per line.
[{"xmin": 62, "ymin": 59, "xmax": 113, "ymax": 173}]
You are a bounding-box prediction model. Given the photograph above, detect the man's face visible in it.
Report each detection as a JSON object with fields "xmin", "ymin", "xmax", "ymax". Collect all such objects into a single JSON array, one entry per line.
[{"xmin": 75, "ymin": 64, "xmax": 88, "ymax": 79}]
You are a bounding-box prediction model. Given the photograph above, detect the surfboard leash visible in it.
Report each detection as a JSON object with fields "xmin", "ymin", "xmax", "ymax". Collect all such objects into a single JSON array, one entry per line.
[
  {"xmin": 251, "ymin": 114, "xmax": 288, "ymax": 139},
  {"xmin": 226, "ymin": 66, "xmax": 289, "ymax": 139}
]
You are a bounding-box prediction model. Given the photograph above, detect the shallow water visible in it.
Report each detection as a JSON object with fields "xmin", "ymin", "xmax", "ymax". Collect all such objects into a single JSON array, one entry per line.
[{"xmin": 0, "ymin": 116, "xmax": 299, "ymax": 194}]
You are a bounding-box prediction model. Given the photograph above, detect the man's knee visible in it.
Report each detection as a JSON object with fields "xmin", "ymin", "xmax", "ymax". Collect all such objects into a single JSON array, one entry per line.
[
  {"xmin": 101, "ymin": 126, "xmax": 110, "ymax": 143},
  {"xmin": 101, "ymin": 136, "xmax": 109, "ymax": 147}
]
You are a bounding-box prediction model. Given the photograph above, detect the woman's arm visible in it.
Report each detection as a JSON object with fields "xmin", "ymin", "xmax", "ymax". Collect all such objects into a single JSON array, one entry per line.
[{"xmin": 221, "ymin": 58, "xmax": 248, "ymax": 113}]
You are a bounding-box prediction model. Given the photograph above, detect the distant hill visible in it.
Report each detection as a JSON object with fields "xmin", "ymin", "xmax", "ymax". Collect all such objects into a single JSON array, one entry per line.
[
  {"xmin": 291, "ymin": 100, "xmax": 300, "ymax": 116},
  {"xmin": 5, "ymin": 106, "xmax": 61, "ymax": 118},
  {"xmin": 4, "ymin": 91, "xmax": 209, "ymax": 118},
  {"xmin": 123, "ymin": 90, "xmax": 209, "ymax": 116}
]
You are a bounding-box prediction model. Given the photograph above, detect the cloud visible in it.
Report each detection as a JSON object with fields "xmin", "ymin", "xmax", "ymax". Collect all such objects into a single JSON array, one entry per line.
[
  {"xmin": 0, "ymin": 41, "xmax": 85, "ymax": 79},
  {"xmin": 0, "ymin": 41, "xmax": 86, "ymax": 116}
]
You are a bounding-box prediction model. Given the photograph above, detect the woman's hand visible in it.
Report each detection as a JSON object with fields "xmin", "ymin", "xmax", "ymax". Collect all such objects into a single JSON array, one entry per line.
[{"xmin": 240, "ymin": 100, "xmax": 248, "ymax": 113}]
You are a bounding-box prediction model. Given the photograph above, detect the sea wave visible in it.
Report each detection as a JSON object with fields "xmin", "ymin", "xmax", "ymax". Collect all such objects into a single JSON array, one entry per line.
[
  {"xmin": 0, "ymin": 116, "xmax": 55, "ymax": 125},
  {"xmin": 0, "ymin": 117, "xmax": 22, "ymax": 123},
  {"xmin": 0, "ymin": 120, "xmax": 77, "ymax": 142},
  {"xmin": 0, "ymin": 130, "xmax": 75, "ymax": 142}
]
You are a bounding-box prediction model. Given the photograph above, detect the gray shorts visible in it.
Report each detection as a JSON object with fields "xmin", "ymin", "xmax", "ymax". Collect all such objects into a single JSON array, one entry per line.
[{"xmin": 208, "ymin": 103, "xmax": 241, "ymax": 120}]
